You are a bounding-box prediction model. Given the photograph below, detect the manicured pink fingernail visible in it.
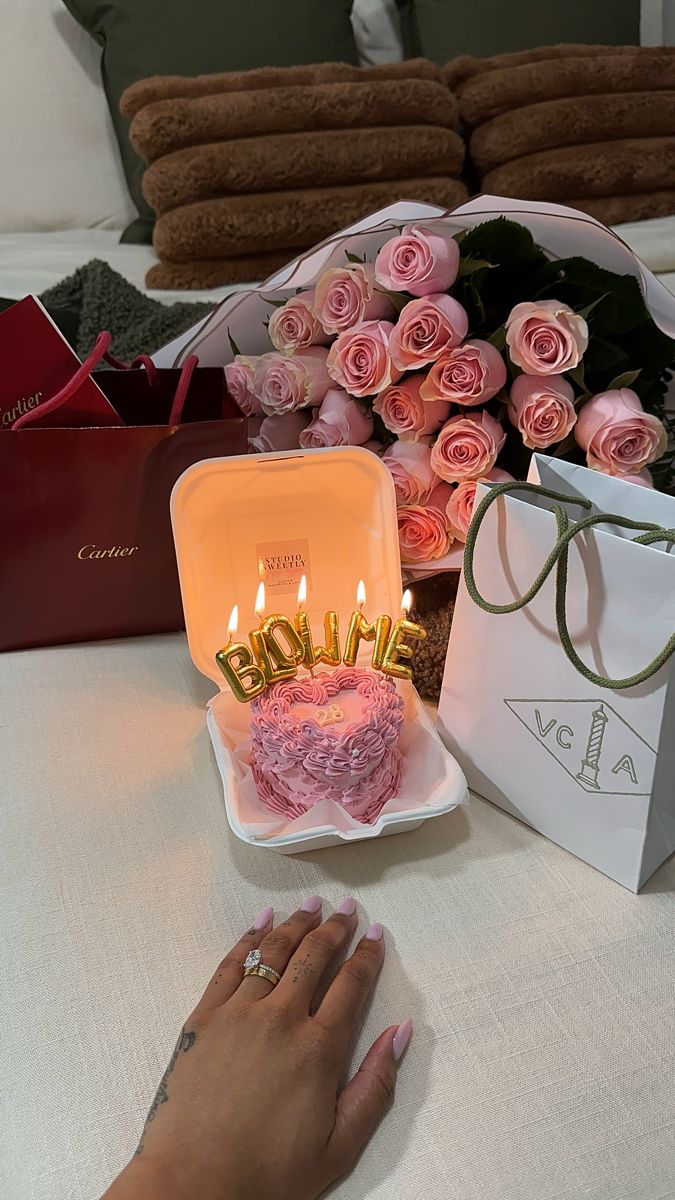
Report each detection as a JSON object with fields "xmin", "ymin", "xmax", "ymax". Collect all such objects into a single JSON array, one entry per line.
[
  {"xmin": 301, "ymin": 895, "xmax": 323, "ymax": 914},
  {"xmin": 254, "ymin": 905, "xmax": 274, "ymax": 931},
  {"xmin": 336, "ymin": 896, "xmax": 357, "ymax": 916},
  {"xmin": 366, "ymin": 922, "xmax": 384, "ymax": 941},
  {"xmin": 393, "ymin": 1018, "xmax": 413, "ymax": 1062}
]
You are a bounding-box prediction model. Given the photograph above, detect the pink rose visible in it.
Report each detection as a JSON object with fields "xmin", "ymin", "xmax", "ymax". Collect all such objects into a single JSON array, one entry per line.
[
  {"xmin": 326, "ymin": 320, "xmax": 401, "ymax": 397},
  {"xmin": 374, "ymin": 375, "xmax": 450, "ymax": 442},
  {"xmin": 375, "ymin": 224, "xmax": 460, "ymax": 297},
  {"xmin": 397, "ymin": 487, "xmax": 454, "ymax": 564},
  {"xmin": 268, "ymin": 291, "xmax": 330, "ymax": 353},
  {"xmin": 575, "ymin": 388, "xmax": 667, "ymax": 476},
  {"xmin": 505, "ymin": 299, "xmax": 588, "ymax": 375},
  {"xmin": 250, "ymin": 411, "xmax": 312, "ymax": 453},
  {"xmin": 390, "ymin": 295, "xmax": 469, "ymax": 371},
  {"xmin": 420, "ymin": 339, "xmax": 507, "ymax": 407},
  {"xmin": 314, "ymin": 263, "xmax": 395, "ymax": 335},
  {"xmin": 621, "ymin": 469, "xmax": 654, "ymax": 488},
  {"xmin": 252, "ymin": 348, "xmax": 332, "ymax": 415},
  {"xmin": 224, "ymin": 355, "xmax": 262, "ymax": 417},
  {"xmin": 298, "ymin": 387, "xmax": 374, "ymax": 448},
  {"xmin": 430, "ymin": 411, "xmax": 506, "ymax": 483},
  {"xmin": 383, "ymin": 439, "xmax": 439, "ymax": 504},
  {"xmin": 446, "ymin": 468, "xmax": 514, "ymax": 543},
  {"xmin": 508, "ymin": 373, "xmax": 577, "ymax": 449}
]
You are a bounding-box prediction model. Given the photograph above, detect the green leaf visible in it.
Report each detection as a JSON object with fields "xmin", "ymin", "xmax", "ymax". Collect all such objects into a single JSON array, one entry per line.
[
  {"xmin": 345, "ymin": 251, "xmax": 365, "ymax": 264},
  {"xmin": 227, "ymin": 329, "xmax": 241, "ymax": 358},
  {"xmin": 577, "ymin": 292, "xmax": 609, "ymax": 321},
  {"xmin": 567, "ymin": 362, "xmax": 585, "ymax": 389},
  {"xmin": 260, "ymin": 295, "xmax": 288, "ymax": 309},
  {"xmin": 375, "ymin": 286, "xmax": 408, "ymax": 314},
  {"xmin": 458, "ymin": 218, "xmax": 546, "ymax": 269},
  {"xmin": 488, "ymin": 326, "xmax": 506, "ymax": 351},
  {"xmin": 606, "ymin": 368, "xmax": 642, "ymax": 391},
  {"xmin": 458, "ymin": 257, "xmax": 494, "ymax": 278}
]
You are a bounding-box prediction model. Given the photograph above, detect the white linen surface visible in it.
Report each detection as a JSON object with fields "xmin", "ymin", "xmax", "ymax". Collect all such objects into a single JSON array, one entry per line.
[
  {"xmin": 1, "ymin": 633, "xmax": 674, "ymax": 1200},
  {"xmin": 1, "ymin": 219, "xmax": 675, "ymax": 308}
]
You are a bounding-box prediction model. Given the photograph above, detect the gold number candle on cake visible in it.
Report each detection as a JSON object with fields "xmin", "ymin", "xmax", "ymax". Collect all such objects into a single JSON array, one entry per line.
[
  {"xmin": 216, "ymin": 605, "xmax": 267, "ymax": 702},
  {"xmin": 294, "ymin": 574, "xmax": 341, "ymax": 670},
  {"xmin": 343, "ymin": 580, "xmax": 392, "ymax": 669},
  {"xmin": 250, "ymin": 580, "xmax": 304, "ymax": 684},
  {"xmin": 381, "ymin": 589, "xmax": 427, "ymax": 680}
]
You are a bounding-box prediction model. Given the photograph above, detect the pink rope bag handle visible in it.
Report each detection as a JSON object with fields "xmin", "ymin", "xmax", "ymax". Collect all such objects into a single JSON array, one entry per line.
[
  {"xmin": 12, "ymin": 337, "xmax": 199, "ymax": 429},
  {"xmin": 12, "ymin": 332, "xmax": 112, "ymax": 430}
]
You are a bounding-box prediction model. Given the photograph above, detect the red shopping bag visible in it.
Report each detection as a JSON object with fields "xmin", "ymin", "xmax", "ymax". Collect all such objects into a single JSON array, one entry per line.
[{"xmin": 1, "ymin": 333, "xmax": 247, "ymax": 650}]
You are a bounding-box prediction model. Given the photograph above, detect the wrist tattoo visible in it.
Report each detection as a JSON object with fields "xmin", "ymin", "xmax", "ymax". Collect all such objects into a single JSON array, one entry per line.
[{"xmin": 134, "ymin": 1025, "xmax": 196, "ymax": 1155}]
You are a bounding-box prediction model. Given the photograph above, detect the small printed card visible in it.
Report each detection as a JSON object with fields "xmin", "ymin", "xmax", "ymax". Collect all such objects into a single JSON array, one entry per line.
[{"xmin": 0, "ymin": 296, "xmax": 120, "ymax": 428}]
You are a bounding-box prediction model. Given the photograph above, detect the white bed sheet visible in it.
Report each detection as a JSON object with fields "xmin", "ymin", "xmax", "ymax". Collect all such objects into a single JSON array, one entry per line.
[
  {"xmin": 0, "ymin": 228, "xmax": 253, "ymax": 306},
  {"xmin": 0, "ymin": 220, "xmax": 674, "ymax": 309}
]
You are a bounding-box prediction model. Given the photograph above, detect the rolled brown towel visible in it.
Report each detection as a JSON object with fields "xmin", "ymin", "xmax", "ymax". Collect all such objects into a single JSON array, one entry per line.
[
  {"xmin": 567, "ymin": 192, "xmax": 675, "ymax": 226},
  {"xmin": 143, "ymin": 126, "xmax": 465, "ymax": 215},
  {"xmin": 472, "ymin": 92, "xmax": 675, "ymax": 173},
  {"xmin": 484, "ymin": 136, "xmax": 675, "ymax": 202},
  {"xmin": 131, "ymin": 78, "xmax": 458, "ymax": 164},
  {"xmin": 458, "ymin": 51, "xmax": 675, "ymax": 127},
  {"xmin": 146, "ymin": 250, "xmax": 306, "ymax": 290},
  {"xmin": 153, "ymin": 177, "xmax": 469, "ymax": 264},
  {"xmin": 122, "ymin": 58, "xmax": 442, "ymax": 119},
  {"xmin": 444, "ymin": 43, "xmax": 640, "ymax": 90}
]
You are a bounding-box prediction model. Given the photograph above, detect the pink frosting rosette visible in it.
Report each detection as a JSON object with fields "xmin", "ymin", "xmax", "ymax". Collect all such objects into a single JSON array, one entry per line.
[
  {"xmin": 268, "ymin": 290, "xmax": 330, "ymax": 353},
  {"xmin": 224, "ymin": 355, "xmax": 262, "ymax": 417},
  {"xmin": 326, "ymin": 320, "xmax": 401, "ymax": 397},
  {"xmin": 430, "ymin": 411, "xmax": 506, "ymax": 483},
  {"xmin": 446, "ymin": 467, "xmax": 514, "ymax": 543},
  {"xmin": 508, "ymin": 373, "xmax": 577, "ymax": 449},
  {"xmin": 383, "ymin": 439, "xmax": 439, "ymax": 504},
  {"xmin": 374, "ymin": 224, "xmax": 460, "ymax": 297},
  {"xmin": 505, "ymin": 299, "xmax": 588, "ymax": 375},
  {"xmin": 575, "ymin": 388, "xmax": 667, "ymax": 476},
  {"xmin": 373, "ymin": 375, "xmax": 450, "ymax": 441},
  {"xmin": 299, "ymin": 387, "xmax": 374, "ymax": 448},
  {"xmin": 252, "ymin": 347, "xmax": 332, "ymax": 415},
  {"xmin": 419, "ymin": 339, "xmax": 507, "ymax": 406},
  {"xmin": 390, "ymin": 295, "xmax": 469, "ymax": 371},
  {"xmin": 249, "ymin": 411, "xmax": 311, "ymax": 453},
  {"xmin": 397, "ymin": 482, "xmax": 454, "ymax": 564},
  {"xmin": 314, "ymin": 263, "xmax": 395, "ymax": 334}
]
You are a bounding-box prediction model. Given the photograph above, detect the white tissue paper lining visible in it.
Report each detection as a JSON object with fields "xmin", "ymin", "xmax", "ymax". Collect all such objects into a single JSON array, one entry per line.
[{"xmin": 207, "ymin": 681, "xmax": 467, "ymax": 844}]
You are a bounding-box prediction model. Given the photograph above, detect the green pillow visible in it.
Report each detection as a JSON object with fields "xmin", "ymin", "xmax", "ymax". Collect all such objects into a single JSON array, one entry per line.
[
  {"xmin": 400, "ymin": 0, "xmax": 640, "ymax": 64},
  {"xmin": 63, "ymin": 0, "xmax": 358, "ymax": 242}
]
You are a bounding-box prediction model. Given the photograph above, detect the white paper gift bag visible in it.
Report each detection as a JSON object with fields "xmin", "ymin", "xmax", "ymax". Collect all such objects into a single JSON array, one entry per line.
[{"xmin": 437, "ymin": 455, "xmax": 675, "ymax": 891}]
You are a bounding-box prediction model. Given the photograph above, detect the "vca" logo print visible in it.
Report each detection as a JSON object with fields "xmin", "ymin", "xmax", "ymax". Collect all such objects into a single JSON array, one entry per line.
[{"xmin": 503, "ymin": 699, "xmax": 656, "ymax": 796}]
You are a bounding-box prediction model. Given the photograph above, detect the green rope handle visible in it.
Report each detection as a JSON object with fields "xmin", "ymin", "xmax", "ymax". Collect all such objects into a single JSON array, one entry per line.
[{"xmin": 464, "ymin": 481, "xmax": 675, "ymax": 690}]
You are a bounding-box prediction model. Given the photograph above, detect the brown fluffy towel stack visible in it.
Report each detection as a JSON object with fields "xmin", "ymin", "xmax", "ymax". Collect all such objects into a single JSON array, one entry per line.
[
  {"xmin": 448, "ymin": 44, "xmax": 675, "ymax": 226},
  {"xmin": 120, "ymin": 60, "xmax": 468, "ymax": 289}
]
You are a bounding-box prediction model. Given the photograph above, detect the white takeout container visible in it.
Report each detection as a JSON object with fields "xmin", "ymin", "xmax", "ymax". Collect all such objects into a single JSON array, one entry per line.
[
  {"xmin": 171, "ymin": 447, "xmax": 468, "ymax": 853},
  {"xmin": 171, "ymin": 446, "xmax": 468, "ymax": 849}
]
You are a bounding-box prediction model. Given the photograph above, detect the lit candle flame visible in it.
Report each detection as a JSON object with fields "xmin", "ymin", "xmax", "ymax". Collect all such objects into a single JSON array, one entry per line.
[
  {"xmin": 357, "ymin": 579, "xmax": 366, "ymax": 611},
  {"xmin": 297, "ymin": 574, "xmax": 307, "ymax": 611},
  {"xmin": 255, "ymin": 580, "xmax": 266, "ymax": 619},
  {"xmin": 227, "ymin": 604, "xmax": 239, "ymax": 641},
  {"xmin": 258, "ymin": 557, "xmax": 266, "ymax": 581},
  {"xmin": 401, "ymin": 589, "xmax": 412, "ymax": 617}
]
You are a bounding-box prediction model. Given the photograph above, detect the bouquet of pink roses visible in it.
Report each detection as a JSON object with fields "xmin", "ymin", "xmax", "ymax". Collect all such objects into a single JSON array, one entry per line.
[{"xmin": 224, "ymin": 217, "xmax": 675, "ymax": 568}]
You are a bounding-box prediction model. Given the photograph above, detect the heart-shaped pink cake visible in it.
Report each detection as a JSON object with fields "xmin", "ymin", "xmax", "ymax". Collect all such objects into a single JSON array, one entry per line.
[{"xmin": 250, "ymin": 666, "xmax": 404, "ymax": 824}]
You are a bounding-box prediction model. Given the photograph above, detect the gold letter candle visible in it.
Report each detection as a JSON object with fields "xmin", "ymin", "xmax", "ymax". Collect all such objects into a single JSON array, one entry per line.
[
  {"xmin": 381, "ymin": 618, "xmax": 427, "ymax": 679},
  {"xmin": 251, "ymin": 614, "xmax": 305, "ymax": 684},
  {"xmin": 216, "ymin": 643, "xmax": 267, "ymax": 701},
  {"xmin": 343, "ymin": 612, "xmax": 392, "ymax": 668},
  {"xmin": 295, "ymin": 610, "xmax": 342, "ymax": 668}
]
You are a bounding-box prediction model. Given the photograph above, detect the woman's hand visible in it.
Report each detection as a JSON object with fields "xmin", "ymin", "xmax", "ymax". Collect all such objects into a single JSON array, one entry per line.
[{"xmin": 103, "ymin": 897, "xmax": 412, "ymax": 1200}]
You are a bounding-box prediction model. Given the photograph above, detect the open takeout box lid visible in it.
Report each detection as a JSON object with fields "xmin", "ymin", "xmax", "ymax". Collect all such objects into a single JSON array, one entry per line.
[{"xmin": 170, "ymin": 446, "xmax": 402, "ymax": 687}]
